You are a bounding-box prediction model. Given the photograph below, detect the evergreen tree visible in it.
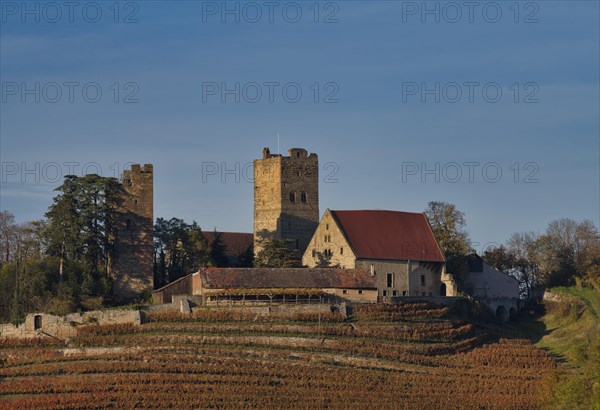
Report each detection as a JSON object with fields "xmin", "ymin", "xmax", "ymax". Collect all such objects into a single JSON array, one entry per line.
[
  {"xmin": 254, "ymin": 238, "xmax": 302, "ymax": 268},
  {"xmin": 209, "ymin": 230, "xmax": 229, "ymax": 267}
]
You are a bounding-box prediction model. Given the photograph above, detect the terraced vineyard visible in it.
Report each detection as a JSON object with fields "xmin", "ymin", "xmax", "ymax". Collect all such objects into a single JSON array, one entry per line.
[{"xmin": 0, "ymin": 302, "xmax": 556, "ymax": 409}]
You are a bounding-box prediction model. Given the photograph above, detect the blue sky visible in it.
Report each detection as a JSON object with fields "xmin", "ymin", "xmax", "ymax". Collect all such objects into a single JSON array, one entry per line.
[{"xmin": 1, "ymin": 0, "xmax": 599, "ymax": 251}]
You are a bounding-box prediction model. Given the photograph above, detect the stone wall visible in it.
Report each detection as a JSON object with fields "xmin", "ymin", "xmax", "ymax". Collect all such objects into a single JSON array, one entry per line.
[
  {"xmin": 325, "ymin": 288, "xmax": 378, "ymax": 303},
  {"xmin": 354, "ymin": 259, "xmax": 442, "ymax": 298},
  {"xmin": 0, "ymin": 309, "xmax": 141, "ymax": 340}
]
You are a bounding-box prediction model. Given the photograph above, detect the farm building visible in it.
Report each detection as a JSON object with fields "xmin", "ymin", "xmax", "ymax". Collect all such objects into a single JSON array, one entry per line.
[
  {"xmin": 152, "ymin": 267, "xmax": 377, "ymax": 304},
  {"xmin": 302, "ymin": 209, "xmax": 450, "ymax": 299}
]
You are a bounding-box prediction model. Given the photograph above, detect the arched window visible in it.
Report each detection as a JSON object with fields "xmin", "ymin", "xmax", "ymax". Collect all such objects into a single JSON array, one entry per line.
[
  {"xmin": 301, "ymin": 192, "xmax": 307, "ymax": 203},
  {"xmin": 289, "ymin": 191, "xmax": 296, "ymax": 202}
]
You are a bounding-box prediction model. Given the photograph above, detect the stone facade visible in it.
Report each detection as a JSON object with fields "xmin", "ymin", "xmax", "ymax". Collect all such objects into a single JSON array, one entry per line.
[
  {"xmin": 254, "ymin": 148, "xmax": 319, "ymax": 257},
  {"xmin": 354, "ymin": 259, "xmax": 443, "ymax": 298},
  {"xmin": 302, "ymin": 209, "xmax": 355, "ymax": 268},
  {"xmin": 112, "ymin": 164, "xmax": 154, "ymax": 301}
]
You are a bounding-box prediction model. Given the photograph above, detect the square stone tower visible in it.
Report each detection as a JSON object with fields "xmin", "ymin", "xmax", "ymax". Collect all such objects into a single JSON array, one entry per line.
[
  {"xmin": 112, "ymin": 164, "xmax": 154, "ymax": 301},
  {"xmin": 254, "ymin": 148, "xmax": 319, "ymax": 257}
]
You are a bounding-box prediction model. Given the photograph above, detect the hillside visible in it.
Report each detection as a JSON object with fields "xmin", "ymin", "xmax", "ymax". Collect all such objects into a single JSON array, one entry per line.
[
  {"xmin": 530, "ymin": 287, "xmax": 600, "ymax": 409},
  {"xmin": 537, "ymin": 287, "xmax": 600, "ymax": 363},
  {"xmin": 0, "ymin": 302, "xmax": 556, "ymax": 409}
]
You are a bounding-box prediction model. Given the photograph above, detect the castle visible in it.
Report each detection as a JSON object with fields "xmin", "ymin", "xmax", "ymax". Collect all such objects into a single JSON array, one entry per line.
[{"xmin": 115, "ymin": 149, "xmax": 449, "ymax": 301}]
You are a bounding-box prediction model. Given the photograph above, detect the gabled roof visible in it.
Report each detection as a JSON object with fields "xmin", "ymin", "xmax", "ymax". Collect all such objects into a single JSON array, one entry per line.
[
  {"xmin": 329, "ymin": 210, "xmax": 445, "ymax": 263},
  {"xmin": 198, "ymin": 268, "xmax": 376, "ymax": 289},
  {"xmin": 203, "ymin": 231, "xmax": 253, "ymax": 257}
]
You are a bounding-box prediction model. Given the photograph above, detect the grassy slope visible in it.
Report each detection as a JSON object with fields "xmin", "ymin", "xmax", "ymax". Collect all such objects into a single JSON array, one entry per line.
[
  {"xmin": 502, "ymin": 286, "xmax": 600, "ymax": 409},
  {"xmin": 536, "ymin": 287, "xmax": 600, "ymax": 365}
]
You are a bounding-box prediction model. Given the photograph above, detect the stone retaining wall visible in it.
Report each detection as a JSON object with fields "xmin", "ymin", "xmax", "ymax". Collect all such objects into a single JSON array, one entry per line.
[{"xmin": 0, "ymin": 309, "xmax": 141, "ymax": 340}]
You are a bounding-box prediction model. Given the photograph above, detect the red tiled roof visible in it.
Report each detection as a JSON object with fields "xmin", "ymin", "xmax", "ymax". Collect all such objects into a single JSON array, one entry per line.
[
  {"xmin": 199, "ymin": 268, "xmax": 376, "ymax": 289},
  {"xmin": 330, "ymin": 210, "xmax": 445, "ymax": 263},
  {"xmin": 203, "ymin": 231, "xmax": 253, "ymax": 256}
]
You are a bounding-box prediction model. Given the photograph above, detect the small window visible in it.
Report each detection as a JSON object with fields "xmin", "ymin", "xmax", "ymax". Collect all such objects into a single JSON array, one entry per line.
[
  {"xmin": 342, "ymin": 289, "xmax": 347, "ymax": 294},
  {"xmin": 358, "ymin": 290, "xmax": 363, "ymax": 294},
  {"xmin": 340, "ymin": 247, "xmax": 343, "ymax": 255},
  {"xmin": 383, "ymin": 290, "xmax": 387, "ymax": 297},
  {"xmin": 326, "ymin": 223, "xmax": 329, "ymax": 230},
  {"xmin": 402, "ymin": 291, "xmax": 407, "ymax": 296},
  {"xmin": 324, "ymin": 235, "xmax": 328, "ymax": 243},
  {"xmin": 289, "ymin": 191, "xmax": 296, "ymax": 202},
  {"xmin": 421, "ymin": 275, "xmax": 426, "ymax": 286},
  {"xmin": 393, "ymin": 290, "xmax": 397, "ymax": 297},
  {"xmin": 387, "ymin": 273, "xmax": 393, "ymax": 288},
  {"xmin": 312, "ymin": 250, "xmax": 316, "ymax": 258},
  {"xmin": 301, "ymin": 192, "xmax": 307, "ymax": 203}
]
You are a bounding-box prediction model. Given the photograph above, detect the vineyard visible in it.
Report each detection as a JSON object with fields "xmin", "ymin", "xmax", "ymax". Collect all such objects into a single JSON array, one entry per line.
[{"xmin": 0, "ymin": 302, "xmax": 556, "ymax": 409}]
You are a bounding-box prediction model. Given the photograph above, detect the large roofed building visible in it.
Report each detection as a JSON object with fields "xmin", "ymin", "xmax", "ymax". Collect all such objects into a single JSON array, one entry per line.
[
  {"xmin": 152, "ymin": 267, "xmax": 377, "ymax": 304},
  {"xmin": 302, "ymin": 209, "xmax": 448, "ymax": 299}
]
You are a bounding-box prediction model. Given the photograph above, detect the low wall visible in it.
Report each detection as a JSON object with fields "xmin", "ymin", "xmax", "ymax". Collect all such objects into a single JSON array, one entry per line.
[
  {"xmin": 0, "ymin": 309, "xmax": 141, "ymax": 340},
  {"xmin": 386, "ymin": 296, "xmax": 465, "ymax": 306},
  {"xmin": 143, "ymin": 298, "xmax": 336, "ymax": 318},
  {"xmin": 543, "ymin": 291, "xmax": 570, "ymax": 303}
]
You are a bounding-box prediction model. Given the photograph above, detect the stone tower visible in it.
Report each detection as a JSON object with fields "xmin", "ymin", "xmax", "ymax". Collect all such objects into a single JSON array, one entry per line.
[
  {"xmin": 254, "ymin": 148, "xmax": 319, "ymax": 257},
  {"xmin": 112, "ymin": 164, "xmax": 154, "ymax": 301}
]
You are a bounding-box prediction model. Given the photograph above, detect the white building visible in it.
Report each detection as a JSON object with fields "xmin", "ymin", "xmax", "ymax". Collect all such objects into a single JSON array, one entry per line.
[{"xmin": 463, "ymin": 254, "xmax": 520, "ymax": 299}]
